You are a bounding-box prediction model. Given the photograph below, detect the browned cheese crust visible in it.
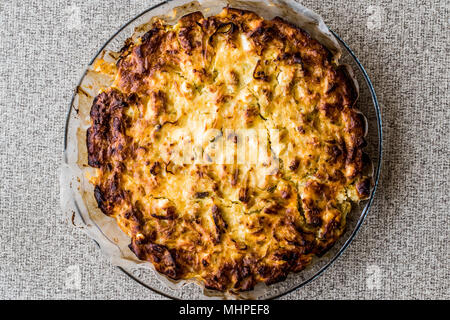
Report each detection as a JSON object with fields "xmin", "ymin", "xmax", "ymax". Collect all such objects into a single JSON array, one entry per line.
[{"xmin": 86, "ymin": 8, "xmax": 371, "ymax": 292}]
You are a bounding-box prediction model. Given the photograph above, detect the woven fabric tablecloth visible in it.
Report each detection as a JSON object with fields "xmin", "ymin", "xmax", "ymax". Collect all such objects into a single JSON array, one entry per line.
[{"xmin": 0, "ymin": 0, "xmax": 448, "ymax": 299}]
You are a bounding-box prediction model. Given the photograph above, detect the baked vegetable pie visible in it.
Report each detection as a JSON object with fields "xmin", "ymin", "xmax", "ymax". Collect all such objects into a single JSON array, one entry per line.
[{"xmin": 87, "ymin": 8, "xmax": 371, "ymax": 292}]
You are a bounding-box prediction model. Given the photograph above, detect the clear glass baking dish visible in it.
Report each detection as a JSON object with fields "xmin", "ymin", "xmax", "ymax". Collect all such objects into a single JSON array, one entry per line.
[{"xmin": 61, "ymin": 0, "xmax": 382, "ymax": 300}]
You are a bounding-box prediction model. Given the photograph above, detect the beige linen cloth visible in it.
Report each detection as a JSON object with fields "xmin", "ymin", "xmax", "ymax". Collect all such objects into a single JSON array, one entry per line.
[{"xmin": 0, "ymin": 0, "xmax": 448, "ymax": 299}]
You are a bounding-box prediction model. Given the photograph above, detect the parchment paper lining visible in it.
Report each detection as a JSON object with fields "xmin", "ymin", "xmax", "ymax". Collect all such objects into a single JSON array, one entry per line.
[{"xmin": 60, "ymin": 0, "xmax": 365, "ymax": 299}]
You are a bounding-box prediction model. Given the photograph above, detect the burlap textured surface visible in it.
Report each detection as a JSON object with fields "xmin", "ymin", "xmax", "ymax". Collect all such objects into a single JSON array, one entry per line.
[{"xmin": 0, "ymin": 0, "xmax": 448, "ymax": 299}]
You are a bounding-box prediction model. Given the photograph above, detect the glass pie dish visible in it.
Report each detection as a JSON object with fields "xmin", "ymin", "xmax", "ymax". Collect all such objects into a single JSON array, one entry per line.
[{"xmin": 60, "ymin": 0, "xmax": 382, "ymax": 300}]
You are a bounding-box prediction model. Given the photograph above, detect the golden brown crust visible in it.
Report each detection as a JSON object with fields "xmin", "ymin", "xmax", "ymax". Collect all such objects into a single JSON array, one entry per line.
[{"xmin": 87, "ymin": 8, "xmax": 371, "ymax": 292}]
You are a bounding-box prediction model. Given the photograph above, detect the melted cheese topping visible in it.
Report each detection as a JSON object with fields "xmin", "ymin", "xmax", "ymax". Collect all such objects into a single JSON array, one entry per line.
[{"xmin": 87, "ymin": 8, "xmax": 371, "ymax": 292}]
